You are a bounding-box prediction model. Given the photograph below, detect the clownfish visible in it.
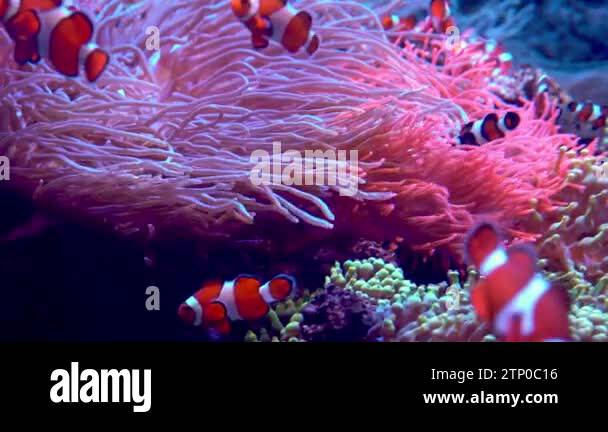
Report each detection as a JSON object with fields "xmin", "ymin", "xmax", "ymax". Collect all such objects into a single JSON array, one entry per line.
[
  {"xmin": 564, "ymin": 101, "xmax": 608, "ymax": 132},
  {"xmin": 429, "ymin": 0, "xmax": 455, "ymax": 34},
  {"xmin": 0, "ymin": 0, "xmax": 109, "ymax": 82},
  {"xmin": 534, "ymin": 73, "xmax": 608, "ymax": 145},
  {"xmin": 533, "ymin": 73, "xmax": 570, "ymax": 121},
  {"xmin": 475, "ymin": 39, "xmax": 513, "ymax": 76},
  {"xmin": 178, "ymin": 274, "xmax": 296, "ymax": 336},
  {"xmin": 231, "ymin": 0, "xmax": 320, "ymax": 55},
  {"xmin": 464, "ymin": 222, "xmax": 571, "ymax": 342},
  {"xmin": 458, "ymin": 112, "xmax": 520, "ymax": 145},
  {"xmin": 381, "ymin": 14, "xmax": 417, "ymax": 32}
]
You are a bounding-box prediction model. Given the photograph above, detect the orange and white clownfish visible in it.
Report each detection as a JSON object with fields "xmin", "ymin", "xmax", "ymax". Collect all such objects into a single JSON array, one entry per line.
[
  {"xmin": 476, "ymin": 39, "xmax": 513, "ymax": 76},
  {"xmin": 534, "ymin": 73, "xmax": 607, "ymax": 145},
  {"xmin": 564, "ymin": 101, "xmax": 608, "ymax": 133},
  {"xmin": 458, "ymin": 112, "xmax": 520, "ymax": 145},
  {"xmin": 464, "ymin": 222, "xmax": 571, "ymax": 342},
  {"xmin": 381, "ymin": 14, "xmax": 417, "ymax": 32},
  {"xmin": 231, "ymin": 0, "xmax": 320, "ymax": 55},
  {"xmin": 178, "ymin": 274, "xmax": 296, "ymax": 336},
  {"xmin": 0, "ymin": 0, "xmax": 109, "ymax": 82},
  {"xmin": 429, "ymin": 0, "xmax": 455, "ymax": 34}
]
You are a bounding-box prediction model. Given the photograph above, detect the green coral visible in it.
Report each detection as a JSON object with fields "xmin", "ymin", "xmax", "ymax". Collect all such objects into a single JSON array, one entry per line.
[
  {"xmin": 370, "ymin": 266, "xmax": 492, "ymax": 342},
  {"xmin": 327, "ymin": 258, "xmax": 413, "ymax": 299},
  {"xmin": 243, "ymin": 290, "xmax": 319, "ymax": 342},
  {"xmin": 570, "ymin": 304, "xmax": 608, "ymax": 342},
  {"xmin": 543, "ymin": 258, "xmax": 608, "ymax": 342}
]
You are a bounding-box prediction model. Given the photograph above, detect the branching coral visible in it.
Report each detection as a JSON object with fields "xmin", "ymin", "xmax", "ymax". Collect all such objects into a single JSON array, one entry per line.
[{"xmin": 0, "ymin": 0, "xmax": 583, "ymax": 258}]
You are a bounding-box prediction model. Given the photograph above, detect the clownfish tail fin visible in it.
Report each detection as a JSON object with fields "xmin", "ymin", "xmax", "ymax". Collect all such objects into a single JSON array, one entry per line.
[
  {"xmin": 503, "ymin": 111, "xmax": 521, "ymax": 130},
  {"xmin": 260, "ymin": 274, "xmax": 297, "ymax": 303},
  {"xmin": 82, "ymin": 44, "xmax": 109, "ymax": 82}
]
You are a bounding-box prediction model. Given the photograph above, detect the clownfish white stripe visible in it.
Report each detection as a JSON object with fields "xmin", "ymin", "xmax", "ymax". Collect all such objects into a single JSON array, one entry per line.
[
  {"xmin": 495, "ymin": 274, "xmax": 550, "ymax": 336},
  {"xmin": 258, "ymin": 281, "xmax": 275, "ymax": 304},
  {"xmin": 480, "ymin": 247, "xmax": 508, "ymax": 276},
  {"xmin": 485, "ymin": 40, "xmax": 497, "ymax": 52},
  {"xmin": 37, "ymin": 7, "xmax": 73, "ymax": 58},
  {"xmin": 232, "ymin": 1, "xmax": 319, "ymax": 55},
  {"xmin": 79, "ymin": 42, "xmax": 99, "ymax": 63},
  {"xmin": 498, "ymin": 52, "xmax": 513, "ymax": 63},
  {"xmin": 185, "ymin": 296, "xmax": 203, "ymax": 326},
  {"xmin": 216, "ymin": 280, "xmax": 242, "ymax": 321},
  {"xmin": 470, "ymin": 120, "xmax": 486, "ymax": 144},
  {"xmin": 241, "ymin": 0, "xmax": 260, "ymax": 21},
  {"xmin": 590, "ymin": 104, "xmax": 602, "ymax": 122},
  {"xmin": 305, "ymin": 30, "xmax": 318, "ymax": 52},
  {"xmin": 3, "ymin": 0, "xmax": 20, "ymax": 22},
  {"xmin": 268, "ymin": 3, "xmax": 299, "ymax": 44},
  {"xmin": 498, "ymin": 116, "xmax": 511, "ymax": 134}
]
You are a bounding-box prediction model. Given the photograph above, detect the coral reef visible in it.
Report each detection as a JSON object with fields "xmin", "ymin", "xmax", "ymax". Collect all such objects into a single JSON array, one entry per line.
[
  {"xmin": 243, "ymin": 290, "xmax": 317, "ymax": 342},
  {"xmin": 366, "ymin": 265, "xmax": 492, "ymax": 342},
  {"xmin": 569, "ymin": 304, "xmax": 608, "ymax": 343},
  {"xmin": 533, "ymin": 149, "xmax": 608, "ymax": 283},
  {"xmin": 532, "ymin": 152, "xmax": 608, "ymax": 341},
  {"xmin": 300, "ymin": 285, "xmax": 377, "ymax": 342},
  {"xmin": 240, "ymin": 251, "xmax": 608, "ymax": 342},
  {"xmin": 327, "ymin": 258, "xmax": 409, "ymax": 299},
  {"xmin": 244, "ymin": 284, "xmax": 377, "ymax": 342},
  {"xmin": 351, "ymin": 239, "xmax": 399, "ymax": 264},
  {"xmin": 326, "ymin": 257, "xmax": 492, "ymax": 342},
  {"xmin": 242, "ymin": 257, "xmax": 495, "ymax": 342}
]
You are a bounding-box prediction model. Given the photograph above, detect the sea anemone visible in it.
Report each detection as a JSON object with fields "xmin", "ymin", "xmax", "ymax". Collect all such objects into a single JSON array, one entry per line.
[{"xmin": 0, "ymin": 0, "xmax": 586, "ymax": 263}]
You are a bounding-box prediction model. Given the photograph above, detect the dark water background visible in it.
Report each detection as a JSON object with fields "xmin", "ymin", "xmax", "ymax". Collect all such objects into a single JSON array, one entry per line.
[{"xmin": 0, "ymin": 188, "xmax": 204, "ymax": 340}]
